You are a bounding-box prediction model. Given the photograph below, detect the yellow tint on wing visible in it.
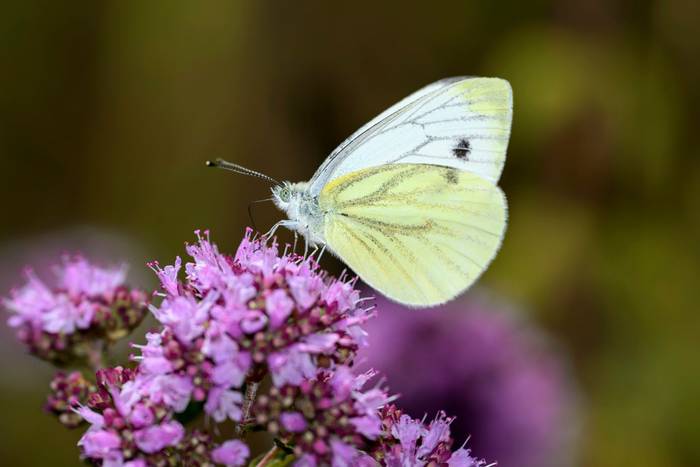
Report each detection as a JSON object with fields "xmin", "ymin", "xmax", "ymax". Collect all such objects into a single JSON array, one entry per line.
[{"xmin": 319, "ymin": 163, "xmax": 507, "ymax": 307}]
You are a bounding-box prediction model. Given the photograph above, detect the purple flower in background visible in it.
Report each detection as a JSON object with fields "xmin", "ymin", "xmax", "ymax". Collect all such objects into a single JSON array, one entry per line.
[
  {"xmin": 358, "ymin": 293, "xmax": 578, "ymax": 467},
  {"xmin": 6, "ymin": 256, "xmax": 126, "ymax": 332},
  {"xmin": 3, "ymin": 256, "xmax": 147, "ymax": 363}
]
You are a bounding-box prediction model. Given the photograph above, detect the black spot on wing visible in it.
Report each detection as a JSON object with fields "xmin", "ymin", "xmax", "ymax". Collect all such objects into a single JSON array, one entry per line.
[{"xmin": 452, "ymin": 138, "xmax": 471, "ymax": 160}]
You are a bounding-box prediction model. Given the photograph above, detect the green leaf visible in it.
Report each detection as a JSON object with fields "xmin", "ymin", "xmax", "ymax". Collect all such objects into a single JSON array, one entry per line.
[
  {"xmin": 264, "ymin": 454, "xmax": 296, "ymax": 467},
  {"xmin": 247, "ymin": 451, "xmax": 295, "ymax": 467},
  {"xmin": 247, "ymin": 453, "xmax": 265, "ymax": 467}
]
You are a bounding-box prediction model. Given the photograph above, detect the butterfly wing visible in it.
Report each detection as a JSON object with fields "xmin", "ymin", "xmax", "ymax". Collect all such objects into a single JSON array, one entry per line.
[
  {"xmin": 319, "ymin": 163, "xmax": 507, "ymax": 307},
  {"xmin": 308, "ymin": 77, "xmax": 512, "ymax": 195}
]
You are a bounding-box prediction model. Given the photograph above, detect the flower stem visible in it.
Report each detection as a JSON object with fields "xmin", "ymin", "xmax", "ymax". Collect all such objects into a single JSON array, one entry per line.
[
  {"xmin": 85, "ymin": 340, "xmax": 105, "ymax": 371},
  {"xmin": 237, "ymin": 380, "xmax": 259, "ymax": 435},
  {"xmin": 256, "ymin": 445, "xmax": 279, "ymax": 466}
]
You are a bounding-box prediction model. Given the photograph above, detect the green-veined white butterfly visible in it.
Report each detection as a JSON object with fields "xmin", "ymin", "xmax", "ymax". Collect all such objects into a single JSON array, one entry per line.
[{"xmin": 209, "ymin": 77, "xmax": 512, "ymax": 307}]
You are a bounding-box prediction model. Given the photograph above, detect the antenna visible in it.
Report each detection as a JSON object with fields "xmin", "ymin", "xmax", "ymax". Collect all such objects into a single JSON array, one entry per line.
[
  {"xmin": 247, "ymin": 197, "xmax": 272, "ymax": 232},
  {"xmin": 205, "ymin": 158, "xmax": 280, "ymax": 186}
]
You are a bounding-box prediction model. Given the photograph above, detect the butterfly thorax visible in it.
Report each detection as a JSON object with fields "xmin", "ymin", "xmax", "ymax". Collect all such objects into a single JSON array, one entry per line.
[{"xmin": 271, "ymin": 181, "xmax": 326, "ymax": 246}]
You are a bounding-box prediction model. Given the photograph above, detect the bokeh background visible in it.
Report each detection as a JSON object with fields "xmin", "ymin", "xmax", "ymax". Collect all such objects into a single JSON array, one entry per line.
[{"xmin": 1, "ymin": 1, "xmax": 698, "ymax": 466}]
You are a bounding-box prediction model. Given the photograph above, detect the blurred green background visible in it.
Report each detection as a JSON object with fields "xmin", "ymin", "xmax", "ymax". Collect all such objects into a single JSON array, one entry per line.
[{"xmin": 1, "ymin": 1, "xmax": 698, "ymax": 465}]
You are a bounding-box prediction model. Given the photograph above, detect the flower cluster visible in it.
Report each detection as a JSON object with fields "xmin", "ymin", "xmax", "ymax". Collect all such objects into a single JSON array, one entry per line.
[
  {"xmin": 75, "ymin": 366, "xmax": 188, "ymax": 465},
  {"xmin": 253, "ymin": 366, "xmax": 486, "ymax": 467},
  {"xmin": 372, "ymin": 405, "xmax": 490, "ymax": 467},
  {"xmin": 46, "ymin": 370, "xmax": 95, "ymax": 428},
  {"xmin": 3, "ymin": 256, "xmax": 147, "ymax": 363},
  {"xmin": 61, "ymin": 365, "xmax": 249, "ymax": 467},
  {"xmin": 131, "ymin": 229, "xmax": 373, "ymax": 425},
  {"xmin": 5, "ymin": 229, "xmax": 499, "ymax": 467},
  {"xmin": 253, "ymin": 366, "xmax": 386, "ymax": 465}
]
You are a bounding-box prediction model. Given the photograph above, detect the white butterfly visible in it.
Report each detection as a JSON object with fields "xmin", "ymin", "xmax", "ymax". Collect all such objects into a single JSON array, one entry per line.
[{"xmin": 210, "ymin": 77, "xmax": 512, "ymax": 307}]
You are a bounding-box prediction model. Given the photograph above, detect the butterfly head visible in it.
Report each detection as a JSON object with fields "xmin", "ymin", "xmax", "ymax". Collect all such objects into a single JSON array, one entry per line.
[
  {"xmin": 271, "ymin": 181, "xmax": 323, "ymax": 238},
  {"xmin": 271, "ymin": 182, "xmax": 293, "ymax": 206},
  {"xmin": 271, "ymin": 181, "xmax": 311, "ymax": 212}
]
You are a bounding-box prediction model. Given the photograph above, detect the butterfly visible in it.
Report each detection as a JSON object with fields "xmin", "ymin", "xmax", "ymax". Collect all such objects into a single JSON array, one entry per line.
[{"xmin": 208, "ymin": 77, "xmax": 512, "ymax": 307}]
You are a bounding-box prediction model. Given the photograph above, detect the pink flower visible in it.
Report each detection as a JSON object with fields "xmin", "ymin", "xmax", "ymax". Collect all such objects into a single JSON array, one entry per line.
[
  {"xmin": 11, "ymin": 228, "xmax": 502, "ymax": 467},
  {"xmin": 185, "ymin": 230, "xmax": 233, "ymax": 290},
  {"xmin": 131, "ymin": 332, "xmax": 172, "ymax": 375},
  {"xmin": 205, "ymin": 387, "xmax": 243, "ymax": 423},
  {"xmin": 324, "ymin": 280, "xmax": 360, "ymax": 313},
  {"xmin": 329, "ymin": 365, "xmax": 357, "ymax": 401},
  {"xmin": 148, "ymin": 257, "xmax": 181, "ymax": 296},
  {"xmin": 123, "ymin": 460, "xmax": 147, "ymax": 467},
  {"xmin": 4, "ymin": 270, "xmax": 54, "ymax": 328},
  {"xmin": 265, "ymin": 289, "xmax": 294, "ymax": 328},
  {"xmin": 136, "ymin": 374, "xmax": 193, "ymax": 412},
  {"xmin": 299, "ymin": 332, "xmax": 340, "ymax": 353},
  {"xmin": 133, "ymin": 421, "xmax": 184, "ymax": 453},
  {"xmin": 41, "ymin": 295, "xmax": 90, "ymax": 334},
  {"xmin": 150, "ymin": 292, "xmax": 217, "ymax": 343},
  {"xmin": 447, "ymin": 448, "xmax": 485, "ymax": 467},
  {"xmin": 295, "ymin": 455, "xmax": 318, "ymax": 467},
  {"xmin": 76, "ymin": 366, "xmax": 192, "ymax": 464},
  {"xmin": 129, "ymin": 403, "xmax": 154, "ymax": 428},
  {"xmin": 268, "ymin": 347, "xmax": 317, "ymax": 386},
  {"xmin": 350, "ymin": 414, "xmax": 383, "ymax": 440},
  {"xmin": 330, "ymin": 439, "xmax": 377, "ymax": 467},
  {"xmin": 287, "ymin": 273, "xmax": 323, "ymax": 310},
  {"xmin": 280, "ymin": 411, "xmax": 307, "ymax": 432},
  {"xmin": 59, "ymin": 256, "xmax": 126, "ymax": 298},
  {"xmin": 211, "ymin": 353, "xmax": 251, "ymax": 388},
  {"xmin": 211, "ymin": 439, "xmax": 250, "ymax": 466},
  {"xmin": 3, "ymin": 256, "xmax": 146, "ymax": 363},
  {"xmin": 79, "ymin": 429, "xmax": 122, "ymax": 459},
  {"xmin": 201, "ymin": 324, "xmax": 239, "ymax": 361},
  {"xmin": 75, "ymin": 405, "xmax": 105, "ymax": 427},
  {"xmin": 253, "ymin": 367, "xmax": 390, "ymax": 465},
  {"xmin": 46, "ymin": 371, "xmax": 94, "ymax": 428},
  {"xmin": 391, "ymin": 415, "xmax": 424, "ymax": 461},
  {"xmin": 138, "ymin": 228, "xmax": 371, "ymax": 418},
  {"xmin": 240, "ymin": 309, "xmax": 268, "ymax": 333},
  {"xmin": 381, "ymin": 409, "xmax": 489, "ymax": 467},
  {"xmin": 419, "ymin": 413, "xmax": 453, "ymax": 458}
]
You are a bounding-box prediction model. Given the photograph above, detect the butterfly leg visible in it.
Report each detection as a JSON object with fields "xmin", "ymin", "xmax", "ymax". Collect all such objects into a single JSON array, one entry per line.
[
  {"xmin": 308, "ymin": 244, "xmax": 320, "ymax": 261},
  {"xmin": 293, "ymin": 231, "xmax": 299, "ymax": 254},
  {"xmin": 316, "ymin": 243, "xmax": 327, "ymax": 262},
  {"xmin": 263, "ymin": 221, "xmax": 281, "ymax": 239},
  {"xmin": 303, "ymin": 237, "xmax": 309, "ymax": 259},
  {"xmin": 263, "ymin": 220, "xmax": 293, "ymax": 241}
]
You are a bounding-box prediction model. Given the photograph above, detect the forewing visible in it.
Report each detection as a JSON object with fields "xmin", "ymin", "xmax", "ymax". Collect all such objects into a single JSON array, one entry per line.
[
  {"xmin": 320, "ymin": 164, "xmax": 507, "ymax": 307},
  {"xmin": 309, "ymin": 77, "xmax": 512, "ymax": 195}
]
